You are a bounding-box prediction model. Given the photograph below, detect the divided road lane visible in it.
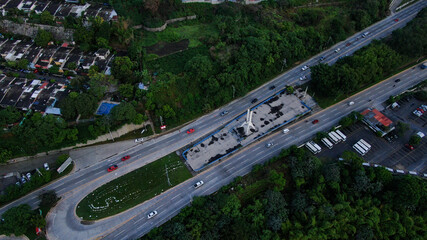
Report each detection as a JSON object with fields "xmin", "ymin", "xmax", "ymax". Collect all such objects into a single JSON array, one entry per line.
[
  {"xmin": 0, "ymin": 1, "xmax": 424, "ymax": 239},
  {"xmin": 103, "ymin": 66, "xmax": 427, "ymax": 239}
]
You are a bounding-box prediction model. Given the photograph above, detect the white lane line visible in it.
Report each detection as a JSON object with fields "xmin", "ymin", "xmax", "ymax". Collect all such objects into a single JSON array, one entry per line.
[
  {"xmin": 171, "ymin": 194, "xmax": 180, "ymax": 201},
  {"xmin": 75, "ymin": 178, "xmax": 86, "ymax": 184}
]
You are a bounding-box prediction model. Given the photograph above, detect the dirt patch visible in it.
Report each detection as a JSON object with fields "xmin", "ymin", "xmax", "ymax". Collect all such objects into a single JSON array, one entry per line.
[{"xmin": 146, "ymin": 39, "xmax": 189, "ymax": 57}]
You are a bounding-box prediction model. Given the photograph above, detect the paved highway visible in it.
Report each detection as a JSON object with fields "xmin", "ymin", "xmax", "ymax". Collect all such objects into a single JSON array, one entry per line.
[
  {"xmin": 98, "ymin": 66, "xmax": 427, "ymax": 240},
  {"xmin": 0, "ymin": 1, "xmax": 425, "ymax": 239}
]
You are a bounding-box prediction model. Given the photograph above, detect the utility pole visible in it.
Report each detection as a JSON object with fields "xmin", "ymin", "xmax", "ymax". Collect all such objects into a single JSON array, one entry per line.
[
  {"xmin": 232, "ymin": 85, "xmax": 235, "ymax": 98},
  {"xmin": 281, "ymin": 58, "xmax": 287, "ymax": 71}
]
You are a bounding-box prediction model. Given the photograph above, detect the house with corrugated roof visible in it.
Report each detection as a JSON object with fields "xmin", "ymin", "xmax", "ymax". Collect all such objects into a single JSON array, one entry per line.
[{"xmin": 361, "ymin": 108, "xmax": 395, "ymax": 137}]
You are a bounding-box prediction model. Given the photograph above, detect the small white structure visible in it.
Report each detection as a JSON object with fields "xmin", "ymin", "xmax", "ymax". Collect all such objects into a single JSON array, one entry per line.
[{"xmin": 240, "ymin": 109, "xmax": 256, "ymax": 136}]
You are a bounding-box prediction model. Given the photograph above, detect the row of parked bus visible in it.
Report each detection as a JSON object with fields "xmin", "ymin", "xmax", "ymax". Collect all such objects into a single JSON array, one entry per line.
[
  {"xmin": 306, "ymin": 129, "xmax": 348, "ymax": 154},
  {"xmin": 353, "ymin": 139, "xmax": 372, "ymax": 156},
  {"xmin": 321, "ymin": 129, "xmax": 347, "ymax": 150}
]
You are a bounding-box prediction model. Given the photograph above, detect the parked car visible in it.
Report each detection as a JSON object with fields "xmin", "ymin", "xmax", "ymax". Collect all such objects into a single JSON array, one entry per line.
[
  {"xmin": 135, "ymin": 138, "xmax": 144, "ymax": 143},
  {"xmin": 312, "ymin": 119, "xmax": 319, "ymax": 124},
  {"xmin": 220, "ymin": 111, "xmax": 229, "ymax": 116},
  {"xmin": 21, "ymin": 177, "xmax": 26, "ymax": 184},
  {"xmin": 251, "ymin": 98, "xmax": 258, "ymax": 104},
  {"xmin": 26, "ymin": 173, "xmax": 31, "ymax": 180},
  {"xmin": 107, "ymin": 165, "xmax": 118, "ymax": 172},
  {"xmin": 301, "ymin": 65, "xmax": 309, "ymax": 71},
  {"xmin": 121, "ymin": 155, "xmax": 131, "ymax": 161},
  {"xmin": 194, "ymin": 180, "xmax": 204, "ymax": 188},
  {"xmin": 405, "ymin": 144, "xmax": 414, "ymax": 150},
  {"xmin": 186, "ymin": 128, "xmax": 195, "ymax": 134},
  {"xmin": 147, "ymin": 211, "xmax": 158, "ymax": 219},
  {"xmin": 43, "ymin": 163, "xmax": 49, "ymax": 171}
]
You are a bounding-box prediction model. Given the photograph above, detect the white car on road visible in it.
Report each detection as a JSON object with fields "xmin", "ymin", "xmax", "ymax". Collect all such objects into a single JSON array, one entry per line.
[
  {"xmin": 301, "ymin": 65, "xmax": 309, "ymax": 71},
  {"xmin": 135, "ymin": 138, "xmax": 144, "ymax": 143},
  {"xmin": 334, "ymin": 48, "xmax": 340, "ymax": 53},
  {"xmin": 147, "ymin": 211, "xmax": 158, "ymax": 219},
  {"xmin": 266, "ymin": 142, "xmax": 274, "ymax": 148},
  {"xmin": 194, "ymin": 181, "xmax": 204, "ymax": 188}
]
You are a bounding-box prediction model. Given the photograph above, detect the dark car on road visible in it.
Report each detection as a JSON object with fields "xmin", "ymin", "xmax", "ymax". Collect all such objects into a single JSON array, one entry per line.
[
  {"xmin": 312, "ymin": 119, "xmax": 319, "ymax": 124},
  {"xmin": 251, "ymin": 98, "xmax": 258, "ymax": 104},
  {"xmin": 394, "ymin": 79, "xmax": 401, "ymax": 83},
  {"xmin": 121, "ymin": 155, "xmax": 131, "ymax": 161},
  {"xmin": 108, "ymin": 165, "xmax": 118, "ymax": 172},
  {"xmin": 269, "ymin": 85, "xmax": 276, "ymax": 90}
]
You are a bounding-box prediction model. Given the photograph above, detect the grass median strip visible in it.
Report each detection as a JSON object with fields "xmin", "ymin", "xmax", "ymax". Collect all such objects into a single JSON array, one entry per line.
[{"xmin": 76, "ymin": 153, "xmax": 192, "ymax": 220}]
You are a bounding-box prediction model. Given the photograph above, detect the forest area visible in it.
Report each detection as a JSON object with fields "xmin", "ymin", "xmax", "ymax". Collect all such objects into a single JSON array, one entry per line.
[{"xmin": 142, "ymin": 147, "xmax": 427, "ymax": 240}]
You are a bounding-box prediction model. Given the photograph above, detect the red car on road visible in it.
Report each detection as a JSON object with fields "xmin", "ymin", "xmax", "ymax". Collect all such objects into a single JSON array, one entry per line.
[
  {"xmin": 121, "ymin": 155, "xmax": 131, "ymax": 161},
  {"xmin": 186, "ymin": 128, "xmax": 195, "ymax": 134},
  {"xmin": 312, "ymin": 119, "xmax": 319, "ymax": 124},
  {"xmin": 108, "ymin": 165, "xmax": 118, "ymax": 172},
  {"xmin": 394, "ymin": 18, "xmax": 399, "ymax": 22}
]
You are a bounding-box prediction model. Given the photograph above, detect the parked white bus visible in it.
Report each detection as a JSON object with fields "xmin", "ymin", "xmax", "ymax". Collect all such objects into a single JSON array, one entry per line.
[
  {"xmin": 328, "ymin": 132, "xmax": 339, "ymax": 144},
  {"xmin": 353, "ymin": 143, "xmax": 367, "ymax": 156},
  {"xmin": 356, "ymin": 141, "xmax": 370, "ymax": 153},
  {"xmin": 321, "ymin": 138, "xmax": 333, "ymax": 149},
  {"xmin": 359, "ymin": 139, "xmax": 371, "ymax": 150},
  {"xmin": 331, "ymin": 131, "xmax": 343, "ymax": 142},
  {"xmin": 312, "ymin": 142, "xmax": 322, "ymax": 153},
  {"xmin": 335, "ymin": 130, "xmax": 347, "ymax": 141},
  {"xmin": 306, "ymin": 142, "xmax": 320, "ymax": 154}
]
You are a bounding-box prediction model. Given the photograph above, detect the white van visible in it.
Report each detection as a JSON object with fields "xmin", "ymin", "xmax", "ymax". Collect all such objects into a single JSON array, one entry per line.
[{"xmin": 283, "ymin": 128, "xmax": 290, "ymax": 134}]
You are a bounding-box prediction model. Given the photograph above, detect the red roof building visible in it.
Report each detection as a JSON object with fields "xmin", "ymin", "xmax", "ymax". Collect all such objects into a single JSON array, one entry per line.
[{"xmin": 361, "ymin": 108, "xmax": 395, "ymax": 137}]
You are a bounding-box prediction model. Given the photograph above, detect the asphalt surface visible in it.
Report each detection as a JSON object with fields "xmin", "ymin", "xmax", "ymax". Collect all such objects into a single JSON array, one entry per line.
[{"xmin": 0, "ymin": 1, "xmax": 425, "ymax": 239}]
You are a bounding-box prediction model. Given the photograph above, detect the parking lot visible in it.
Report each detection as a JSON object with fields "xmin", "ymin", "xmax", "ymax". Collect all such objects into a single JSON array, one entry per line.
[{"xmin": 316, "ymin": 96, "xmax": 427, "ymax": 174}]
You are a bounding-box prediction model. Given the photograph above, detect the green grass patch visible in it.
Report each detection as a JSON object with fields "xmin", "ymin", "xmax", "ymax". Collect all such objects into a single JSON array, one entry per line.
[
  {"xmin": 141, "ymin": 22, "xmax": 218, "ymax": 47},
  {"xmin": 76, "ymin": 153, "xmax": 192, "ymax": 220},
  {"xmin": 146, "ymin": 45, "xmax": 209, "ymax": 74}
]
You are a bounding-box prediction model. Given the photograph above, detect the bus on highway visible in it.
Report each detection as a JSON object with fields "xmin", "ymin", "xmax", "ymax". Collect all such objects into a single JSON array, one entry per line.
[
  {"xmin": 335, "ymin": 130, "xmax": 347, "ymax": 142},
  {"xmin": 353, "ymin": 143, "xmax": 367, "ymax": 156},
  {"xmin": 321, "ymin": 138, "xmax": 333, "ymax": 149},
  {"xmin": 328, "ymin": 132, "xmax": 339, "ymax": 144}
]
